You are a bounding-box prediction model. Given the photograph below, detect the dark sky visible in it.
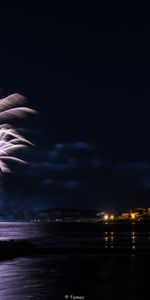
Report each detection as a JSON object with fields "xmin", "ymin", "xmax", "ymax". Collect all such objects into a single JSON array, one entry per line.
[{"xmin": 0, "ymin": 3, "xmax": 150, "ymax": 217}]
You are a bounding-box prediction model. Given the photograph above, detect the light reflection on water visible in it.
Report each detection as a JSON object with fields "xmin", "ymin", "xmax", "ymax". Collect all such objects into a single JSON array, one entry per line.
[
  {"xmin": 0, "ymin": 253, "xmax": 149, "ymax": 300},
  {"xmin": 0, "ymin": 222, "xmax": 150, "ymax": 249},
  {"xmin": 0, "ymin": 255, "xmax": 67, "ymax": 300},
  {"xmin": 103, "ymin": 229, "xmax": 150, "ymax": 250},
  {"xmin": 0, "ymin": 223, "xmax": 150, "ymax": 299}
]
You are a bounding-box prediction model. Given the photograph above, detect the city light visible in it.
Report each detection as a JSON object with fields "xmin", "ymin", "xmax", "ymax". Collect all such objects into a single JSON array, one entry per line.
[
  {"xmin": 103, "ymin": 214, "xmax": 114, "ymax": 221},
  {"xmin": 104, "ymin": 214, "xmax": 109, "ymax": 220},
  {"xmin": 130, "ymin": 213, "xmax": 136, "ymax": 219}
]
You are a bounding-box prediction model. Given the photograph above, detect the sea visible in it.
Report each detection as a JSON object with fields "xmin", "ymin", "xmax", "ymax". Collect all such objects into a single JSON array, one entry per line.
[{"xmin": 0, "ymin": 222, "xmax": 149, "ymax": 299}]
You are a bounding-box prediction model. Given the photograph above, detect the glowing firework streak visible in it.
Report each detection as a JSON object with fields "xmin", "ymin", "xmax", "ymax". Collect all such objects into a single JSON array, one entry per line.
[
  {"xmin": 0, "ymin": 93, "xmax": 36, "ymax": 172},
  {"xmin": 0, "ymin": 93, "xmax": 36, "ymax": 122},
  {"xmin": 0, "ymin": 126, "xmax": 31, "ymax": 172}
]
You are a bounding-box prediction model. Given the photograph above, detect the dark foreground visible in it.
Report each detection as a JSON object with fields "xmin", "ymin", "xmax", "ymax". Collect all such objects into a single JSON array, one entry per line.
[
  {"xmin": 1, "ymin": 222, "xmax": 150, "ymax": 299},
  {"xmin": 0, "ymin": 253, "xmax": 149, "ymax": 300}
]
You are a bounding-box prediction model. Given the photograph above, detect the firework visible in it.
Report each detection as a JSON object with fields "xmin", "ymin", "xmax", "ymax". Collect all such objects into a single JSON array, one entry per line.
[
  {"xmin": 0, "ymin": 93, "xmax": 36, "ymax": 122},
  {"xmin": 0, "ymin": 93, "xmax": 36, "ymax": 172}
]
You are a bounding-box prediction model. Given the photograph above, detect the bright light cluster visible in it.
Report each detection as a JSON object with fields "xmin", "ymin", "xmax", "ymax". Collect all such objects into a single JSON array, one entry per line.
[{"xmin": 103, "ymin": 214, "xmax": 115, "ymax": 221}]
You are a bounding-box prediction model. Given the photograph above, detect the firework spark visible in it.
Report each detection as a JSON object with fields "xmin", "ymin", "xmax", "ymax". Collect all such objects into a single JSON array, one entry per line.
[
  {"xmin": 0, "ymin": 93, "xmax": 36, "ymax": 172},
  {"xmin": 0, "ymin": 93, "xmax": 36, "ymax": 122},
  {"xmin": 0, "ymin": 126, "xmax": 31, "ymax": 172}
]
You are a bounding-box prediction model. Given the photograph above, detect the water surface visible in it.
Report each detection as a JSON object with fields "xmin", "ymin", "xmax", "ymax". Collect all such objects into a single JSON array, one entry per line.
[{"xmin": 0, "ymin": 222, "xmax": 149, "ymax": 299}]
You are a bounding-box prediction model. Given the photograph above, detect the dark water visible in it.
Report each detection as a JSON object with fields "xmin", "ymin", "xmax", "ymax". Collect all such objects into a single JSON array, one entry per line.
[{"xmin": 0, "ymin": 222, "xmax": 150, "ymax": 299}]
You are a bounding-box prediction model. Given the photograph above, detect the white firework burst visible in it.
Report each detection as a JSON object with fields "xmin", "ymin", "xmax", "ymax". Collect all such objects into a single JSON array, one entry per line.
[
  {"xmin": 0, "ymin": 93, "xmax": 36, "ymax": 122},
  {"xmin": 0, "ymin": 93, "xmax": 36, "ymax": 173}
]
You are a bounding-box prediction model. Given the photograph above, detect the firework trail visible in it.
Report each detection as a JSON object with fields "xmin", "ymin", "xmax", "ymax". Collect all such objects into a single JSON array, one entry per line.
[
  {"xmin": 0, "ymin": 93, "xmax": 36, "ymax": 172},
  {"xmin": 0, "ymin": 93, "xmax": 36, "ymax": 122}
]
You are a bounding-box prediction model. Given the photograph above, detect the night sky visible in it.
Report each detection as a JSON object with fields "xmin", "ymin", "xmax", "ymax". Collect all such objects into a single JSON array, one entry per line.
[{"xmin": 0, "ymin": 3, "xmax": 150, "ymax": 217}]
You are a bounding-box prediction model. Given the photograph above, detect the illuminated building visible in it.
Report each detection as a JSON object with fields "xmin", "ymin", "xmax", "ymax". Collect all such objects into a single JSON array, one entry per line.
[{"xmin": 119, "ymin": 213, "xmax": 130, "ymax": 220}]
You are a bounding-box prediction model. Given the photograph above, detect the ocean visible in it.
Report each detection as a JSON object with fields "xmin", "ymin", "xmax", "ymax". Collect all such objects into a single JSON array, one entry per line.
[{"xmin": 0, "ymin": 222, "xmax": 149, "ymax": 299}]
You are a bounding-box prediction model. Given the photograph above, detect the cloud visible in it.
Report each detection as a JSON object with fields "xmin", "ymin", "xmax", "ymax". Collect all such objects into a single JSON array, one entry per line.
[
  {"xmin": 27, "ymin": 142, "xmax": 98, "ymax": 173},
  {"xmin": 42, "ymin": 179, "xmax": 55, "ymax": 186},
  {"xmin": 59, "ymin": 180, "xmax": 82, "ymax": 190},
  {"xmin": 2, "ymin": 141, "xmax": 107, "ymax": 196},
  {"xmin": 71, "ymin": 142, "xmax": 94, "ymax": 150},
  {"xmin": 141, "ymin": 176, "xmax": 150, "ymax": 188},
  {"xmin": 112, "ymin": 162, "xmax": 150, "ymax": 209},
  {"xmin": 114, "ymin": 162, "xmax": 150, "ymax": 175},
  {"xmin": 3, "ymin": 141, "xmax": 150, "ymax": 213}
]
